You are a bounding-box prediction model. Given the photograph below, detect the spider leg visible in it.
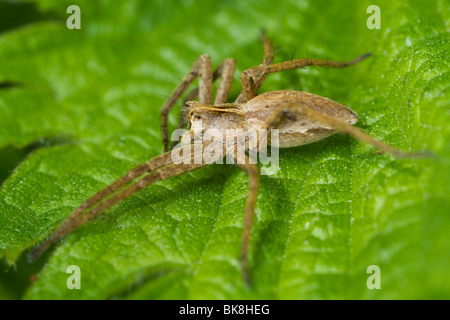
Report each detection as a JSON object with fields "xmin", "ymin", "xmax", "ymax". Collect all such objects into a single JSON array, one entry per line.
[
  {"xmin": 180, "ymin": 58, "xmax": 236, "ymax": 110},
  {"xmin": 239, "ymin": 52, "xmax": 371, "ymax": 102},
  {"xmin": 73, "ymin": 162, "xmax": 206, "ymax": 230},
  {"xmin": 28, "ymin": 144, "xmax": 207, "ymax": 262},
  {"xmin": 234, "ymin": 154, "xmax": 260, "ymax": 286},
  {"xmin": 260, "ymin": 29, "xmax": 274, "ymax": 66},
  {"xmin": 235, "ymin": 30, "xmax": 274, "ymax": 104},
  {"xmin": 163, "ymin": 57, "xmax": 237, "ymax": 151},
  {"xmin": 169, "ymin": 58, "xmax": 236, "ymax": 150},
  {"xmin": 214, "ymin": 58, "xmax": 236, "ymax": 105},
  {"xmin": 263, "ymin": 102, "xmax": 429, "ymax": 158},
  {"xmin": 64, "ymin": 152, "xmax": 174, "ymax": 222},
  {"xmin": 161, "ymin": 54, "xmax": 213, "ymax": 151}
]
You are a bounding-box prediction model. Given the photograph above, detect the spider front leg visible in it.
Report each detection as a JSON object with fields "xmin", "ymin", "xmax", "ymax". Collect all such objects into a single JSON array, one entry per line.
[
  {"xmin": 28, "ymin": 144, "xmax": 207, "ymax": 262},
  {"xmin": 161, "ymin": 56, "xmax": 236, "ymax": 151},
  {"xmin": 264, "ymin": 102, "xmax": 429, "ymax": 158},
  {"xmin": 161, "ymin": 54, "xmax": 213, "ymax": 152},
  {"xmin": 214, "ymin": 58, "xmax": 237, "ymax": 105},
  {"xmin": 174, "ymin": 58, "xmax": 236, "ymax": 139}
]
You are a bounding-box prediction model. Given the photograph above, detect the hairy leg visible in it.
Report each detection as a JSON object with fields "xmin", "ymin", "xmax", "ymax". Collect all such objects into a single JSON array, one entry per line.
[
  {"xmin": 28, "ymin": 144, "xmax": 205, "ymax": 262},
  {"xmin": 161, "ymin": 54, "xmax": 213, "ymax": 151},
  {"xmin": 235, "ymin": 31, "xmax": 274, "ymax": 104},
  {"xmin": 261, "ymin": 30, "xmax": 274, "ymax": 66},
  {"xmin": 177, "ymin": 58, "xmax": 237, "ymax": 127},
  {"xmin": 214, "ymin": 58, "xmax": 236, "ymax": 104},
  {"xmin": 240, "ymin": 52, "xmax": 371, "ymax": 102},
  {"xmin": 169, "ymin": 58, "xmax": 237, "ymax": 150},
  {"xmin": 237, "ymin": 155, "xmax": 260, "ymax": 286}
]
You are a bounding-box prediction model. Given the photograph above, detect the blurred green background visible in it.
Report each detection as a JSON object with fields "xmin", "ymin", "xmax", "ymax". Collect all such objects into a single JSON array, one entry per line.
[{"xmin": 0, "ymin": 0, "xmax": 449, "ymax": 299}]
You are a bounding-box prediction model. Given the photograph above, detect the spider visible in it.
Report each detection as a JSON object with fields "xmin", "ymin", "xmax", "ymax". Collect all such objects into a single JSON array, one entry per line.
[{"xmin": 29, "ymin": 32, "xmax": 425, "ymax": 285}]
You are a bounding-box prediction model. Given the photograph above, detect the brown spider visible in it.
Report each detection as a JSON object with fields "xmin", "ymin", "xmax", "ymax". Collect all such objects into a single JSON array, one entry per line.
[{"xmin": 29, "ymin": 33, "xmax": 425, "ymax": 285}]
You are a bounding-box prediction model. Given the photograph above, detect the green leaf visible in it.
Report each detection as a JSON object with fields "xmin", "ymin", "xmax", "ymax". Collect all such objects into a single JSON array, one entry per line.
[{"xmin": 0, "ymin": 0, "xmax": 449, "ymax": 299}]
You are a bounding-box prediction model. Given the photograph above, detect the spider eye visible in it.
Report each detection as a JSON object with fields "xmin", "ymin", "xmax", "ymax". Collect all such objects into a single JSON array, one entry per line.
[
  {"xmin": 190, "ymin": 112, "xmax": 194, "ymax": 116},
  {"xmin": 195, "ymin": 115, "xmax": 201, "ymax": 119}
]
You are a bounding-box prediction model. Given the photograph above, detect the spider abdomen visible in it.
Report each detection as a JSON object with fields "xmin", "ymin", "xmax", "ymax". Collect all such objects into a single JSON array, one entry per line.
[{"xmin": 244, "ymin": 90, "xmax": 358, "ymax": 148}]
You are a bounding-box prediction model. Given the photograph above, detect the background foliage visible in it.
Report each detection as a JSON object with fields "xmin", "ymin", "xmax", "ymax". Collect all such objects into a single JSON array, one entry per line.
[{"xmin": 0, "ymin": 0, "xmax": 449, "ymax": 299}]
